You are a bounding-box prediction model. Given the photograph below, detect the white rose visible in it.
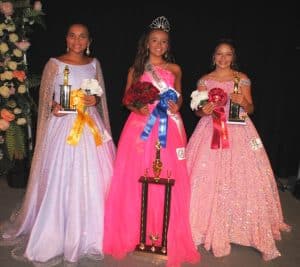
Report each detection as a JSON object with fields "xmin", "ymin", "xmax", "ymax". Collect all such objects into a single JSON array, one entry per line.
[
  {"xmin": 13, "ymin": 108, "xmax": 22, "ymax": 114},
  {"xmin": 190, "ymin": 90, "xmax": 209, "ymax": 110},
  {"xmin": 13, "ymin": 48, "xmax": 22, "ymax": 57},
  {"xmin": 1, "ymin": 71, "xmax": 13, "ymax": 80},
  {"xmin": 80, "ymin": 78, "xmax": 103, "ymax": 96},
  {"xmin": 0, "ymin": 42, "xmax": 8, "ymax": 53},
  {"xmin": 6, "ymin": 23, "xmax": 15, "ymax": 32},
  {"xmin": 0, "ymin": 23, "xmax": 5, "ymax": 30},
  {"xmin": 16, "ymin": 118, "xmax": 27, "ymax": 125},
  {"xmin": 17, "ymin": 85, "xmax": 26, "ymax": 94},
  {"xmin": 9, "ymin": 33, "xmax": 19, "ymax": 43},
  {"xmin": 0, "ymin": 86, "xmax": 10, "ymax": 98},
  {"xmin": 7, "ymin": 61, "xmax": 17, "ymax": 70}
]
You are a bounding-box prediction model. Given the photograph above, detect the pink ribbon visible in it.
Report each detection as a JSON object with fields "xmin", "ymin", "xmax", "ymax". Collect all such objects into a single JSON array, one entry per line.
[{"xmin": 211, "ymin": 107, "xmax": 229, "ymax": 149}]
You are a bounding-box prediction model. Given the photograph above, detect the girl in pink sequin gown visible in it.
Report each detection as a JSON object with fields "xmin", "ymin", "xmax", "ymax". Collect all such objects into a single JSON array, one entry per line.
[
  {"xmin": 186, "ymin": 39, "xmax": 290, "ymax": 261},
  {"xmin": 104, "ymin": 17, "xmax": 200, "ymax": 267}
]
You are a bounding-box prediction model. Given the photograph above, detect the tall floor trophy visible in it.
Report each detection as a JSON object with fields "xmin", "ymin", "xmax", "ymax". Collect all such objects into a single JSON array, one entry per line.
[
  {"xmin": 58, "ymin": 65, "xmax": 77, "ymax": 114},
  {"xmin": 227, "ymin": 75, "xmax": 246, "ymax": 124},
  {"xmin": 135, "ymin": 140, "xmax": 175, "ymax": 260}
]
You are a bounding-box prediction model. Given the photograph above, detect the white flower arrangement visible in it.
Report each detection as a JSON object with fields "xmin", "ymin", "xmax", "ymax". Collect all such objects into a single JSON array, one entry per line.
[
  {"xmin": 0, "ymin": 0, "xmax": 45, "ymax": 169},
  {"xmin": 80, "ymin": 78, "xmax": 103, "ymax": 96},
  {"xmin": 190, "ymin": 90, "xmax": 209, "ymax": 111}
]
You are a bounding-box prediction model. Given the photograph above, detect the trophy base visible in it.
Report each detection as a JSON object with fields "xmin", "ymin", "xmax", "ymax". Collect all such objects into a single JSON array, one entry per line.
[
  {"xmin": 58, "ymin": 109, "xmax": 77, "ymax": 114},
  {"xmin": 134, "ymin": 245, "xmax": 168, "ymax": 261},
  {"xmin": 227, "ymin": 118, "xmax": 246, "ymax": 125}
]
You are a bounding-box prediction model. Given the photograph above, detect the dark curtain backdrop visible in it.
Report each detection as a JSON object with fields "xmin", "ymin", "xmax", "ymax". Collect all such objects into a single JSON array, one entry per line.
[{"xmin": 26, "ymin": 1, "xmax": 298, "ymax": 177}]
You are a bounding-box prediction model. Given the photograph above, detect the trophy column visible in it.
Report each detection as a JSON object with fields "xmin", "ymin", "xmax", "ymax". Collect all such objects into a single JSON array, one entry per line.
[
  {"xmin": 228, "ymin": 75, "xmax": 245, "ymax": 124},
  {"xmin": 58, "ymin": 65, "xmax": 77, "ymax": 114},
  {"xmin": 135, "ymin": 141, "xmax": 175, "ymax": 259}
]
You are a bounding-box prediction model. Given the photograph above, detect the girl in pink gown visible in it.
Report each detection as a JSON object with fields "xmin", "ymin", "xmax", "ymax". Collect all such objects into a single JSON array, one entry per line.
[
  {"xmin": 0, "ymin": 24, "xmax": 115, "ymax": 265},
  {"xmin": 104, "ymin": 16, "xmax": 200, "ymax": 267},
  {"xmin": 186, "ymin": 39, "xmax": 290, "ymax": 260}
]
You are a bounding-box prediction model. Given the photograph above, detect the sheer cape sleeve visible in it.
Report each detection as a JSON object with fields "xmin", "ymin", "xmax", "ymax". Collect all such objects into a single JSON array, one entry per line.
[
  {"xmin": 94, "ymin": 59, "xmax": 112, "ymax": 135},
  {"xmin": 0, "ymin": 58, "xmax": 58, "ymax": 242}
]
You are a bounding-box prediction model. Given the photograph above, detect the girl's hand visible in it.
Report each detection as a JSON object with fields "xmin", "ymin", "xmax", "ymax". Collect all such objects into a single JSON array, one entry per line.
[
  {"xmin": 83, "ymin": 95, "xmax": 97, "ymax": 106},
  {"xmin": 230, "ymin": 92, "xmax": 245, "ymax": 105},
  {"xmin": 52, "ymin": 103, "xmax": 66, "ymax": 117},
  {"xmin": 168, "ymin": 100, "xmax": 179, "ymax": 114},
  {"xmin": 201, "ymin": 102, "xmax": 215, "ymax": 115},
  {"xmin": 136, "ymin": 105, "xmax": 150, "ymax": 116}
]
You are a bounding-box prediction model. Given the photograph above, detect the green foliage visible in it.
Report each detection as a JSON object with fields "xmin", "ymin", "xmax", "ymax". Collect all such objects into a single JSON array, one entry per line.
[{"xmin": 0, "ymin": 0, "xmax": 45, "ymax": 173}]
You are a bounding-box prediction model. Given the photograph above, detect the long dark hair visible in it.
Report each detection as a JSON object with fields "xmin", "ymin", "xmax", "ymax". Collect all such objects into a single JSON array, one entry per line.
[
  {"xmin": 211, "ymin": 38, "xmax": 239, "ymax": 70},
  {"xmin": 132, "ymin": 28, "xmax": 175, "ymax": 82}
]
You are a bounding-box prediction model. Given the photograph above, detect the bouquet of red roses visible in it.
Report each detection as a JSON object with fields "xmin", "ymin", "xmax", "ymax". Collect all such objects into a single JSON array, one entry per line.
[{"xmin": 122, "ymin": 81, "xmax": 160, "ymax": 109}]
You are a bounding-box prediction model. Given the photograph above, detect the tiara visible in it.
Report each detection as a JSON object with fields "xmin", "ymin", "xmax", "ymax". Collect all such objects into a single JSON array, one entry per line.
[{"xmin": 149, "ymin": 16, "xmax": 170, "ymax": 32}]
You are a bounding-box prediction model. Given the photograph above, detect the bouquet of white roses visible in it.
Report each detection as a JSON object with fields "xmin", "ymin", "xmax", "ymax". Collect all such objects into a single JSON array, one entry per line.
[
  {"xmin": 80, "ymin": 78, "xmax": 103, "ymax": 96},
  {"xmin": 190, "ymin": 90, "xmax": 209, "ymax": 111}
]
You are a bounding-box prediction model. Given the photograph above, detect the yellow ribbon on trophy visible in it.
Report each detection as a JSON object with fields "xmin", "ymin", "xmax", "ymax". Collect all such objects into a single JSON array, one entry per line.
[{"xmin": 67, "ymin": 89, "xmax": 102, "ymax": 146}]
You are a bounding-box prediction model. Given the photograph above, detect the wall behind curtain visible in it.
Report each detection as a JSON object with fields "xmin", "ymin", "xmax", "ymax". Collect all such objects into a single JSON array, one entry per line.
[{"xmin": 27, "ymin": 1, "xmax": 297, "ymax": 177}]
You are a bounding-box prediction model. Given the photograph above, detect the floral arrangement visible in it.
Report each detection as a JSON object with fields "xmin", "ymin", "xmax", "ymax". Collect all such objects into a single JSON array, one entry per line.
[
  {"xmin": 122, "ymin": 81, "xmax": 160, "ymax": 109},
  {"xmin": 190, "ymin": 90, "xmax": 209, "ymax": 110},
  {"xmin": 80, "ymin": 78, "xmax": 103, "ymax": 96},
  {"xmin": 0, "ymin": 0, "xmax": 45, "ymax": 173}
]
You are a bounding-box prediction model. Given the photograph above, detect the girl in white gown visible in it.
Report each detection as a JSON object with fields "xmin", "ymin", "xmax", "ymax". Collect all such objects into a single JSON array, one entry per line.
[{"xmin": 0, "ymin": 23, "xmax": 115, "ymax": 265}]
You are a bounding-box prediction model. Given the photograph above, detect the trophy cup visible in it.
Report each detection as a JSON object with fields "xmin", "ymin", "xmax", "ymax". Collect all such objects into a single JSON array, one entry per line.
[
  {"xmin": 58, "ymin": 65, "xmax": 77, "ymax": 114},
  {"xmin": 228, "ymin": 75, "xmax": 246, "ymax": 124},
  {"xmin": 135, "ymin": 141, "xmax": 175, "ymax": 259}
]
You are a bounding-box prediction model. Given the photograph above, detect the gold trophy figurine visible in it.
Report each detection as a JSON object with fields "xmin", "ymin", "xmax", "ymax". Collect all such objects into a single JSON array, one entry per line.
[
  {"xmin": 59, "ymin": 65, "xmax": 76, "ymax": 113},
  {"xmin": 149, "ymin": 233, "xmax": 159, "ymax": 252},
  {"xmin": 152, "ymin": 140, "xmax": 163, "ymax": 181},
  {"xmin": 228, "ymin": 75, "xmax": 245, "ymax": 124}
]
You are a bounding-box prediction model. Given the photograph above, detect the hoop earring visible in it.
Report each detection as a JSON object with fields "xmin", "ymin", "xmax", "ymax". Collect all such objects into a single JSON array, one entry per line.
[{"xmin": 86, "ymin": 45, "xmax": 90, "ymax": 56}]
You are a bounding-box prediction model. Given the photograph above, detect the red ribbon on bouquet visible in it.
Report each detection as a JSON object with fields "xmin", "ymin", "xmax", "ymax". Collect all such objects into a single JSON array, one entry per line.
[{"xmin": 209, "ymin": 88, "xmax": 229, "ymax": 149}]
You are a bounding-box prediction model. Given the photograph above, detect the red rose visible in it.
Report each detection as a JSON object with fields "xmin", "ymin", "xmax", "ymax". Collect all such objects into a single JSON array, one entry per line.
[{"xmin": 122, "ymin": 81, "xmax": 160, "ymax": 109}]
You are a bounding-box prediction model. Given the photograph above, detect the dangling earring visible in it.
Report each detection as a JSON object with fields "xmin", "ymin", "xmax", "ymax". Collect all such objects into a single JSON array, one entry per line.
[
  {"xmin": 164, "ymin": 52, "xmax": 168, "ymax": 59},
  {"xmin": 211, "ymin": 60, "xmax": 216, "ymax": 69},
  {"xmin": 146, "ymin": 48, "xmax": 149, "ymax": 57},
  {"xmin": 66, "ymin": 47, "xmax": 69, "ymax": 52},
  {"xmin": 86, "ymin": 45, "xmax": 90, "ymax": 56}
]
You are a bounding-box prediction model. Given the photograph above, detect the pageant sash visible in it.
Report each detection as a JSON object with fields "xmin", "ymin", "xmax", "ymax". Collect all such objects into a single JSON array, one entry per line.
[
  {"xmin": 67, "ymin": 89, "xmax": 102, "ymax": 146},
  {"xmin": 140, "ymin": 63, "xmax": 183, "ymax": 147}
]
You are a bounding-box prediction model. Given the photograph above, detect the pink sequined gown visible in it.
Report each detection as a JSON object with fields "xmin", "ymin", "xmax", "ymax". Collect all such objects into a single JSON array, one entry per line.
[
  {"xmin": 186, "ymin": 79, "xmax": 290, "ymax": 260},
  {"xmin": 104, "ymin": 66, "xmax": 200, "ymax": 267}
]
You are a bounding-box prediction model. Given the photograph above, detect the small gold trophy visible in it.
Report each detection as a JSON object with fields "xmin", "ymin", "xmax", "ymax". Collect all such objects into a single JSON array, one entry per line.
[
  {"xmin": 228, "ymin": 75, "xmax": 245, "ymax": 124},
  {"xmin": 152, "ymin": 140, "xmax": 163, "ymax": 181},
  {"xmin": 58, "ymin": 65, "xmax": 76, "ymax": 113}
]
